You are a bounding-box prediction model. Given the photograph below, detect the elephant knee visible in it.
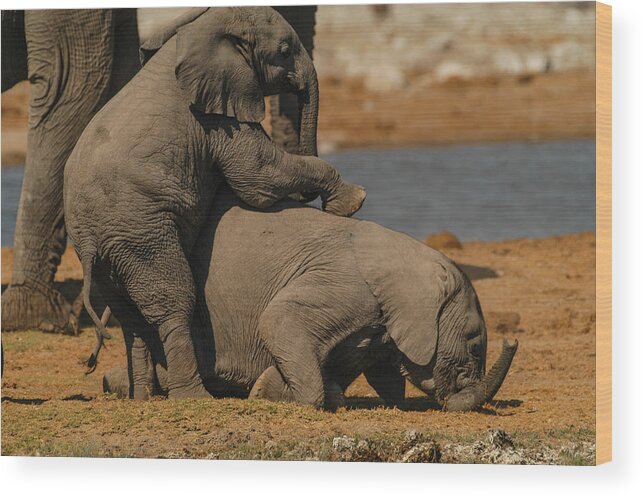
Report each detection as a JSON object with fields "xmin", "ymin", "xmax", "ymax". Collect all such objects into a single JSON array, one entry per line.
[
  {"xmin": 289, "ymin": 380, "xmax": 325, "ymax": 409},
  {"xmin": 302, "ymin": 390, "xmax": 325, "ymax": 409},
  {"xmin": 239, "ymin": 192, "xmax": 278, "ymax": 210}
]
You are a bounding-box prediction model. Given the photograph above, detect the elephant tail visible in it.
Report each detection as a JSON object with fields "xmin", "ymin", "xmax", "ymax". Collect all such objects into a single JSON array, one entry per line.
[{"xmin": 81, "ymin": 256, "xmax": 112, "ymax": 374}]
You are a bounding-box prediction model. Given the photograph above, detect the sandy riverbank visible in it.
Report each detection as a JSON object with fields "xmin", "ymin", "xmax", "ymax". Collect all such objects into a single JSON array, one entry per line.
[{"xmin": 1, "ymin": 232, "xmax": 596, "ymax": 463}]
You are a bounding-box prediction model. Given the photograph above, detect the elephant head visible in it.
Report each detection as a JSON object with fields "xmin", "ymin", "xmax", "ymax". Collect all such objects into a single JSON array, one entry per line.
[
  {"xmin": 354, "ymin": 224, "xmax": 517, "ymax": 411},
  {"xmin": 139, "ymin": 7, "xmax": 319, "ymax": 155},
  {"xmin": 397, "ymin": 279, "xmax": 518, "ymax": 412}
]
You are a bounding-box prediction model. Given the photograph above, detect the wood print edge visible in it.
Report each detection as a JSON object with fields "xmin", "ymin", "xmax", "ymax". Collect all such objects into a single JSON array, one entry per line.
[{"xmin": 595, "ymin": 0, "xmax": 612, "ymax": 465}]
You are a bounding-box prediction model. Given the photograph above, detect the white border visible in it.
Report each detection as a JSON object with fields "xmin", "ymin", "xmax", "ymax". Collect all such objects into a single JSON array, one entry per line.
[{"xmin": 1, "ymin": 0, "xmax": 641, "ymax": 495}]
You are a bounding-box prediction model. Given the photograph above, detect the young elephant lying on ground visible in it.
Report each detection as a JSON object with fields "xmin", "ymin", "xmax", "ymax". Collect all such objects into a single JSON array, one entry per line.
[
  {"xmin": 104, "ymin": 189, "xmax": 518, "ymax": 411},
  {"xmin": 64, "ymin": 7, "xmax": 365, "ymax": 400}
]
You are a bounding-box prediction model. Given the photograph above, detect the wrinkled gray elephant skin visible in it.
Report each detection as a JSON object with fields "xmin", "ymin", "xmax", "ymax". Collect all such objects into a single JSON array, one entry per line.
[
  {"xmin": 104, "ymin": 190, "xmax": 517, "ymax": 411},
  {"xmin": 65, "ymin": 7, "xmax": 365, "ymax": 400},
  {"xmin": 1, "ymin": 9, "xmax": 140, "ymax": 335},
  {"xmin": 1, "ymin": 7, "xmax": 317, "ymax": 335}
]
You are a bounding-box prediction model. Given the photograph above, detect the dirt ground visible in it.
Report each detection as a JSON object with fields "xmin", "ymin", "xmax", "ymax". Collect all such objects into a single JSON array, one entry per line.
[{"xmin": 0, "ymin": 232, "xmax": 596, "ymax": 463}]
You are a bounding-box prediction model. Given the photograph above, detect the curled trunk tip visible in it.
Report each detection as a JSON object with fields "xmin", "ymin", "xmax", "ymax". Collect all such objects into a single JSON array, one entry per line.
[{"xmin": 444, "ymin": 339, "xmax": 518, "ymax": 412}]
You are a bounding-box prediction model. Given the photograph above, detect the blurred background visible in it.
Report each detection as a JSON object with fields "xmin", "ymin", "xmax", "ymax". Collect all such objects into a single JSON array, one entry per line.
[{"xmin": 1, "ymin": 2, "xmax": 596, "ymax": 244}]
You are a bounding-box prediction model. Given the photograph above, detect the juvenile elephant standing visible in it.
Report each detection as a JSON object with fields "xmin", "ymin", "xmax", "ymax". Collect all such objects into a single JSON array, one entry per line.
[
  {"xmin": 105, "ymin": 189, "xmax": 517, "ymax": 411},
  {"xmin": 1, "ymin": 6, "xmax": 318, "ymax": 335},
  {"xmin": 64, "ymin": 7, "xmax": 365, "ymax": 399}
]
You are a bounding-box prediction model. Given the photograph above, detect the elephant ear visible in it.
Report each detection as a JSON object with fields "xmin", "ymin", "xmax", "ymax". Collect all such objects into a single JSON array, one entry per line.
[
  {"xmin": 174, "ymin": 9, "xmax": 265, "ymax": 122},
  {"xmin": 139, "ymin": 8, "xmax": 209, "ymax": 66},
  {"xmin": 351, "ymin": 222, "xmax": 461, "ymax": 366}
]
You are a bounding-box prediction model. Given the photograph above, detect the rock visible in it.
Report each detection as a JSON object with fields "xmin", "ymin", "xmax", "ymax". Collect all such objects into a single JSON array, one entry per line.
[
  {"xmin": 487, "ymin": 311, "xmax": 522, "ymax": 334},
  {"xmin": 332, "ymin": 435, "xmax": 355, "ymax": 452},
  {"xmin": 331, "ymin": 436, "xmax": 382, "ymax": 462},
  {"xmin": 401, "ymin": 441, "xmax": 441, "ymax": 463},
  {"xmin": 434, "ymin": 61, "xmax": 474, "ymax": 83},
  {"xmin": 352, "ymin": 439, "xmax": 382, "ymax": 462},
  {"xmin": 487, "ymin": 429, "xmax": 514, "ymax": 449},
  {"xmin": 424, "ymin": 231, "xmax": 463, "ymax": 250},
  {"xmin": 403, "ymin": 429, "xmax": 426, "ymax": 450},
  {"xmin": 441, "ymin": 436, "xmax": 595, "ymax": 465}
]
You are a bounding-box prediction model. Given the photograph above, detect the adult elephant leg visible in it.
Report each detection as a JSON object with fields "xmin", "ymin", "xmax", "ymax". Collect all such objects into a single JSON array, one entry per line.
[
  {"xmin": 1, "ymin": 9, "xmax": 139, "ymax": 334},
  {"xmin": 1, "ymin": 11, "xmax": 28, "ymax": 92},
  {"xmin": 270, "ymin": 5, "xmax": 316, "ymax": 155}
]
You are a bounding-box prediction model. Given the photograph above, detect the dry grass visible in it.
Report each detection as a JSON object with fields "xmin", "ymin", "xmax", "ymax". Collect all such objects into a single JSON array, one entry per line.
[{"xmin": 1, "ymin": 232, "xmax": 596, "ymax": 463}]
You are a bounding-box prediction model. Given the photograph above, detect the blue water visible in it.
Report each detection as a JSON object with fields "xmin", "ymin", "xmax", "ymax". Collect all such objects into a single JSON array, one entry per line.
[
  {"xmin": 323, "ymin": 140, "xmax": 595, "ymax": 241},
  {"xmin": 1, "ymin": 139, "xmax": 595, "ymax": 246}
]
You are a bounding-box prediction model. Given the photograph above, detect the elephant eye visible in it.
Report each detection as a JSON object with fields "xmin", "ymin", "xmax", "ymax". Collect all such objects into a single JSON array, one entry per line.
[
  {"xmin": 279, "ymin": 42, "xmax": 291, "ymax": 58},
  {"xmin": 469, "ymin": 342, "xmax": 480, "ymax": 357}
]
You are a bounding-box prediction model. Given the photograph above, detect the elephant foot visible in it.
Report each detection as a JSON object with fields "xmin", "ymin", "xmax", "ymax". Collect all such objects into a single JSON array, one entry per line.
[
  {"xmin": 1, "ymin": 284, "xmax": 78, "ymax": 335},
  {"xmin": 249, "ymin": 366, "xmax": 294, "ymax": 403},
  {"xmin": 250, "ymin": 367, "xmax": 344, "ymax": 411},
  {"xmin": 102, "ymin": 366, "xmax": 152, "ymax": 400},
  {"xmin": 103, "ymin": 367, "xmax": 130, "ymax": 399},
  {"xmin": 323, "ymin": 183, "xmax": 366, "ymax": 217},
  {"xmin": 103, "ymin": 366, "xmax": 170, "ymax": 400},
  {"xmin": 167, "ymin": 382, "xmax": 212, "ymax": 399}
]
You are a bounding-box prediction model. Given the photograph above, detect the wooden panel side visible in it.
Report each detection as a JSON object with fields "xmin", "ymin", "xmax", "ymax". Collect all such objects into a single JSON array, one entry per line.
[{"xmin": 595, "ymin": 1, "xmax": 612, "ymax": 465}]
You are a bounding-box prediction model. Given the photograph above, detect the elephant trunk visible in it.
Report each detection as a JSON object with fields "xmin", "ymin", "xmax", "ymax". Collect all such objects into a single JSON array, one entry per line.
[
  {"xmin": 444, "ymin": 340, "xmax": 518, "ymax": 412},
  {"xmin": 294, "ymin": 52, "xmax": 319, "ymax": 156}
]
